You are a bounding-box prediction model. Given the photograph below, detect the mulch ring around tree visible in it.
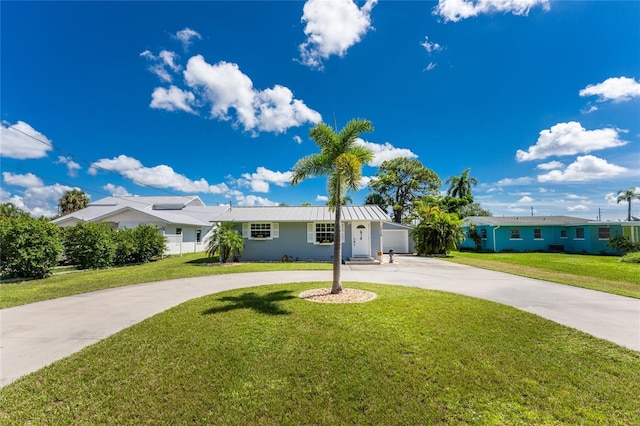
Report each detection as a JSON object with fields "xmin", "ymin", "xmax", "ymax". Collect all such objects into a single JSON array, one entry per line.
[{"xmin": 298, "ymin": 288, "xmax": 377, "ymax": 303}]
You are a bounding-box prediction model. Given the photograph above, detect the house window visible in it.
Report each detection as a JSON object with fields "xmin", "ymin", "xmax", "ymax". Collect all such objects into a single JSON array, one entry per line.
[
  {"xmin": 250, "ymin": 223, "xmax": 271, "ymax": 239},
  {"xmin": 575, "ymin": 228, "xmax": 584, "ymax": 239},
  {"xmin": 534, "ymin": 228, "xmax": 542, "ymax": 239},
  {"xmin": 196, "ymin": 229, "xmax": 202, "ymax": 243},
  {"xmin": 176, "ymin": 227, "xmax": 182, "ymax": 235},
  {"xmin": 315, "ymin": 223, "xmax": 335, "ymax": 244},
  {"xmin": 481, "ymin": 229, "xmax": 487, "ymax": 240},
  {"xmin": 560, "ymin": 230, "xmax": 567, "ymax": 239},
  {"xmin": 510, "ymin": 228, "xmax": 521, "ymax": 239},
  {"xmin": 598, "ymin": 227, "xmax": 610, "ymax": 240}
]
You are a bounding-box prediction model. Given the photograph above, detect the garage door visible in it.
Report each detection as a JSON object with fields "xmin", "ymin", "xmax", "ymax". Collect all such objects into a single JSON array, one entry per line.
[{"xmin": 383, "ymin": 230, "xmax": 408, "ymax": 253}]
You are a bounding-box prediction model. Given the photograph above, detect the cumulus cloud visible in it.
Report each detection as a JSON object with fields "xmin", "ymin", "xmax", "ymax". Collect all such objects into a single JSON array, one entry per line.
[
  {"xmin": 357, "ymin": 140, "xmax": 418, "ymax": 166},
  {"xmin": 298, "ymin": 0, "xmax": 377, "ymax": 69},
  {"xmin": 496, "ymin": 177, "xmax": 533, "ymax": 186},
  {"xmin": 56, "ymin": 156, "xmax": 82, "ymax": 177},
  {"xmin": 537, "ymin": 155, "xmax": 628, "ymax": 182},
  {"xmin": 238, "ymin": 167, "xmax": 293, "ymax": 193},
  {"xmin": 236, "ymin": 194, "xmax": 279, "ymax": 207},
  {"xmin": 536, "ymin": 161, "xmax": 563, "ymax": 170},
  {"xmin": 103, "ymin": 183, "xmax": 131, "ymax": 197},
  {"xmin": 141, "ymin": 50, "xmax": 181, "ymax": 82},
  {"xmin": 433, "ymin": 0, "xmax": 550, "ymax": 22},
  {"xmin": 316, "ymin": 194, "xmax": 329, "ymax": 202},
  {"xmin": 579, "ymin": 76, "xmax": 640, "ymax": 102},
  {"xmin": 182, "ymin": 55, "xmax": 321, "ymax": 134},
  {"xmin": 89, "ymin": 155, "xmax": 230, "ymax": 194},
  {"xmin": 173, "ymin": 28, "xmax": 202, "ymax": 51},
  {"xmin": 3, "ymin": 183, "xmax": 73, "ymax": 218},
  {"xmin": 420, "ymin": 36, "xmax": 442, "ymax": 53},
  {"xmin": 567, "ymin": 204, "xmax": 589, "ymax": 212},
  {"xmin": 517, "ymin": 195, "xmax": 534, "ymax": 203},
  {"xmin": 3, "ymin": 172, "xmax": 43, "ymax": 188},
  {"xmin": 516, "ymin": 122, "xmax": 627, "ymax": 162},
  {"xmin": 150, "ymin": 85, "xmax": 197, "ymax": 114},
  {"xmin": 0, "ymin": 121, "xmax": 53, "ymax": 159},
  {"xmin": 359, "ymin": 175, "xmax": 373, "ymax": 189}
]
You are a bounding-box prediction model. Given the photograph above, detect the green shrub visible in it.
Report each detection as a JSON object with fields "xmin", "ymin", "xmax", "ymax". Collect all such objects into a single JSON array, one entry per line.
[
  {"xmin": 620, "ymin": 252, "xmax": 640, "ymax": 264},
  {"xmin": 63, "ymin": 223, "xmax": 116, "ymax": 269},
  {"xmin": 0, "ymin": 216, "xmax": 62, "ymax": 279},
  {"xmin": 607, "ymin": 235, "xmax": 640, "ymax": 254},
  {"xmin": 130, "ymin": 224, "xmax": 166, "ymax": 263},
  {"xmin": 112, "ymin": 229, "xmax": 137, "ymax": 266}
]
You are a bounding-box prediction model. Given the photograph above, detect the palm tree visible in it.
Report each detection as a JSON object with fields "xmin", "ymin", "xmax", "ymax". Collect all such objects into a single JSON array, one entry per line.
[
  {"xmin": 291, "ymin": 119, "xmax": 374, "ymax": 294},
  {"xmin": 445, "ymin": 168, "xmax": 478, "ymax": 199},
  {"xmin": 208, "ymin": 222, "xmax": 244, "ymax": 263},
  {"xmin": 58, "ymin": 189, "xmax": 89, "ymax": 216},
  {"xmin": 616, "ymin": 187, "xmax": 640, "ymax": 221}
]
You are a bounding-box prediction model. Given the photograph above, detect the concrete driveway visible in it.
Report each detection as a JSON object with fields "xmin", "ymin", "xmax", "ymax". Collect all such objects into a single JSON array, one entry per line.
[{"xmin": 1, "ymin": 255, "xmax": 639, "ymax": 387}]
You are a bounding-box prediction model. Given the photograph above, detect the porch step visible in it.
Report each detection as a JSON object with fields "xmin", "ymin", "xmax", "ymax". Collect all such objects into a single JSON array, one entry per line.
[{"xmin": 345, "ymin": 256, "xmax": 380, "ymax": 265}]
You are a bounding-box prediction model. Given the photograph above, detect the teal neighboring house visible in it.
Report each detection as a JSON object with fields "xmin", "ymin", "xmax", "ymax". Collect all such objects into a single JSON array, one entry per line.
[{"xmin": 460, "ymin": 216, "xmax": 640, "ymax": 255}]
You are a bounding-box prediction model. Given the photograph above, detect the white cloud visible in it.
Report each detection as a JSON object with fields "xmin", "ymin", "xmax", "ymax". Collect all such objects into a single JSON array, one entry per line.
[
  {"xmin": 567, "ymin": 204, "xmax": 589, "ymax": 212},
  {"xmin": 420, "ymin": 36, "xmax": 442, "ymax": 53},
  {"xmin": 433, "ymin": 0, "xmax": 550, "ymax": 22},
  {"xmin": 150, "ymin": 85, "xmax": 197, "ymax": 114},
  {"xmin": 516, "ymin": 122, "xmax": 627, "ymax": 162},
  {"xmin": 236, "ymin": 194, "xmax": 279, "ymax": 207},
  {"xmin": 316, "ymin": 194, "xmax": 329, "ymax": 202},
  {"xmin": 517, "ymin": 196, "xmax": 534, "ymax": 203},
  {"xmin": 56, "ymin": 156, "xmax": 82, "ymax": 177},
  {"xmin": 183, "ymin": 55, "xmax": 321, "ymax": 134},
  {"xmin": 425, "ymin": 62, "xmax": 438, "ymax": 72},
  {"xmin": 103, "ymin": 183, "xmax": 131, "ymax": 196},
  {"xmin": 536, "ymin": 161, "xmax": 563, "ymax": 170},
  {"xmin": 537, "ymin": 155, "xmax": 628, "ymax": 182},
  {"xmin": 579, "ymin": 76, "xmax": 640, "ymax": 102},
  {"xmin": 581, "ymin": 105, "xmax": 598, "ymax": 114},
  {"xmin": 239, "ymin": 167, "xmax": 293, "ymax": 193},
  {"xmin": 3, "ymin": 172, "xmax": 43, "ymax": 188},
  {"xmin": 89, "ymin": 155, "xmax": 230, "ymax": 194},
  {"xmin": 496, "ymin": 177, "xmax": 533, "ymax": 186},
  {"xmin": 141, "ymin": 50, "xmax": 181, "ymax": 83},
  {"xmin": 4, "ymin": 183, "xmax": 73, "ymax": 218},
  {"xmin": 293, "ymin": 135, "xmax": 303, "ymax": 144},
  {"xmin": 174, "ymin": 28, "xmax": 202, "ymax": 50},
  {"xmin": 359, "ymin": 176, "xmax": 373, "ymax": 189},
  {"xmin": 298, "ymin": 0, "xmax": 377, "ymax": 69},
  {"xmin": 565, "ymin": 194, "xmax": 583, "ymax": 200},
  {"xmin": 357, "ymin": 140, "xmax": 418, "ymax": 166},
  {"xmin": 0, "ymin": 121, "xmax": 53, "ymax": 159}
]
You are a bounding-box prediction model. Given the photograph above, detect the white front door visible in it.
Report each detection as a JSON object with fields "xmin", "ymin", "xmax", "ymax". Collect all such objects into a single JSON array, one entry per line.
[{"xmin": 352, "ymin": 222, "xmax": 370, "ymax": 257}]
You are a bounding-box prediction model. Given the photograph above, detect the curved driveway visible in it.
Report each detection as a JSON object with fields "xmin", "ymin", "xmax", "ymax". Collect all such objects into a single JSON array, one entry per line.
[{"xmin": 1, "ymin": 255, "xmax": 638, "ymax": 387}]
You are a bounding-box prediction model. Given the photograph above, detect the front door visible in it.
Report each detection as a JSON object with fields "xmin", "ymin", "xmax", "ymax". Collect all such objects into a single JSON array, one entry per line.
[{"xmin": 352, "ymin": 222, "xmax": 370, "ymax": 257}]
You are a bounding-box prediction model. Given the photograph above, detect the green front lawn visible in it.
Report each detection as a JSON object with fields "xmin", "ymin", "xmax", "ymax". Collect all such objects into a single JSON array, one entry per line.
[
  {"xmin": 445, "ymin": 251, "xmax": 640, "ymax": 299},
  {"xmin": 2, "ymin": 283, "xmax": 638, "ymax": 424},
  {"xmin": 0, "ymin": 253, "xmax": 330, "ymax": 309}
]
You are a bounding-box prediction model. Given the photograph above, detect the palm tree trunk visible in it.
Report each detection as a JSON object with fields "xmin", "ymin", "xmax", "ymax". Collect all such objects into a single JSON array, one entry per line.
[
  {"xmin": 332, "ymin": 201, "xmax": 342, "ymax": 294},
  {"xmin": 628, "ymin": 200, "xmax": 632, "ymax": 222}
]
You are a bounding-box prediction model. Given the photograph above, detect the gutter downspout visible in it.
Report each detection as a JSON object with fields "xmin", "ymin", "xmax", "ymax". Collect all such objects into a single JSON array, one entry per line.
[{"xmin": 493, "ymin": 225, "xmax": 501, "ymax": 253}]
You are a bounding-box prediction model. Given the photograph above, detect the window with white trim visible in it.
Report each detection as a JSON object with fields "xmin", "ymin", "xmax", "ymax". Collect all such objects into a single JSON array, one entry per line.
[
  {"xmin": 510, "ymin": 228, "xmax": 521, "ymax": 239},
  {"xmin": 575, "ymin": 228, "xmax": 584, "ymax": 239},
  {"xmin": 481, "ymin": 229, "xmax": 487, "ymax": 240},
  {"xmin": 242, "ymin": 223, "xmax": 279, "ymax": 239},
  {"xmin": 598, "ymin": 227, "xmax": 610, "ymax": 239},
  {"xmin": 307, "ymin": 222, "xmax": 344, "ymax": 244},
  {"xmin": 534, "ymin": 228, "xmax": 542, "ymax": 239}
]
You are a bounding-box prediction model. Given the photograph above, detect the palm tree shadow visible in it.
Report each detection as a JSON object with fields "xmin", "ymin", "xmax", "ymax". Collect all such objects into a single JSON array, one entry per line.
[{"xmin": 202, "ymin": 290, "xmax": 296, "ymax": 316}]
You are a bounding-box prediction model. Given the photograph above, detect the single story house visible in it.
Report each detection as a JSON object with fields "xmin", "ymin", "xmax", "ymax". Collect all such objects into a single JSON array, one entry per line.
[
  {"xmin": 382, "ymin": 221, "xmax": 415, "ymax": 254},
  {"xmin": 215, "ymin": 205, "xmax": 390, "ymax": 263},
  {"xmin": 460, "ymin": 215, "xmax": 640, "ymax": 255},
  {"xmin": 53, "ymin": 196, "xmax": 229, "ymax": 255}
]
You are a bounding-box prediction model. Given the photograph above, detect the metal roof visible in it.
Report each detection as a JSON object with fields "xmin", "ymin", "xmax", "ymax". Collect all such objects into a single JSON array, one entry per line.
[
  {"xmin": 217, "ymin": 205, "xmax": 390, "ymax": 223},
  {"xmin": 464, "ymin": 216, "xmax": 592, "ymax": 226}
]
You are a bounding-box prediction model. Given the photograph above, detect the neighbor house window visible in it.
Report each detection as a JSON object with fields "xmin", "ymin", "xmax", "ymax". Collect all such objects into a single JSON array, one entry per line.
[
  {"xmin": 481, "ymin": 229, "xmax": 487, "ymax": 240},
  {"xmin": 250, "ymin": 223, "xmax": 271, "ymax": 239},
  {"xmin": 534, "ymin": 228, "xmax": 542, "ymax": 239},
  {"xmin": 575, "ymin": 228, "xmax": 584, "ymax": 239},
  {"xmin": 176, "ymin": 227, "xmax": 182, "ymax": 235},
  {"xmin": 510, "ymin": 228, "xmax": 521, "ymax": 239},
  {"xmin": 598, "ymin": 227, "xmax": 610, "ymax": 240},
  {"xmin": 196, "ymin": 229, "xmax": 202, "ymax": 243},
  {"xmin": 560, "ymin": 230, "xmax": 567, "ymax": 239},
  {"xmin": 315, "ymin": 223, "xmax": 335, "ymax": 244}
]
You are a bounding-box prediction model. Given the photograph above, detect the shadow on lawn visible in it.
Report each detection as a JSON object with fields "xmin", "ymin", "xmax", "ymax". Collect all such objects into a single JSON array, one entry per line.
[{"xmin": 202, "ymin": 290, "xmax": 296, "ymax": 316}]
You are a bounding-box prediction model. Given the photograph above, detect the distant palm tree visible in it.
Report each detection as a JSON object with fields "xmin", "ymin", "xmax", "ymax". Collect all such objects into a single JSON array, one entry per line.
[
  {"xmin": 58, "ymin": 189, "xmax": 89, "ymax": 216},
  {"xmin": 616, "ymin": 187, "xmax": 640, "ymax": 221},
  {"xmin": 291, "ymin": 119, "xmax": 374, "ymax": 294},
  {"xmin": 207, "ymin": 222, "xmax": 244, "ymax": 263},
  {"xmin": 445, "ymin": 168, "xmax": 478, "ymax": 199}
]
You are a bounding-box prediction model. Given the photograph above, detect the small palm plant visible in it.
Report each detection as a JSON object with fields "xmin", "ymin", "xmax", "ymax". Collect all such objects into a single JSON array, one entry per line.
[{"xmin": 208, "ymin": 222, "xmax": 244, "ymax": 263}]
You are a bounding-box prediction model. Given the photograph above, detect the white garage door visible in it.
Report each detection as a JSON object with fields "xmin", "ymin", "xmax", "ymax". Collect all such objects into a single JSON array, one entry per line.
[{"xmin": 383, "ymin": 230, "xmax": 408, "ymax": 253}]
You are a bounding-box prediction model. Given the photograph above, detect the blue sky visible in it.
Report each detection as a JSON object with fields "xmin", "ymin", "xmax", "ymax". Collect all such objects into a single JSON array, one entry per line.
[{"xmin": 2, "ymin": 0, "xmax": 639, "ymax": 220}]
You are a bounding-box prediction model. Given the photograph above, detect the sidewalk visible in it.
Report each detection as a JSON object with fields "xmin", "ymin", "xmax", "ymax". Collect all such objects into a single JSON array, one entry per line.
[{"xmin": 1, "ymin": 257, "xmax": 638, "ymax": 387}]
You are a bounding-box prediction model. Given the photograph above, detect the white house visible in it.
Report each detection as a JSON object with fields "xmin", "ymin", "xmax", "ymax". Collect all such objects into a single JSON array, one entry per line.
[{"xmin": 53, "ymin": 196, "xmax": 229, "ymax": 255}]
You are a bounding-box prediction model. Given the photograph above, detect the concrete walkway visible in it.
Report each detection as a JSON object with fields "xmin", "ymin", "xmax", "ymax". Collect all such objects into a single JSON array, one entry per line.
[{"xmin": 1, "ymin": 255, "xmax": 639, "ymax": 387}]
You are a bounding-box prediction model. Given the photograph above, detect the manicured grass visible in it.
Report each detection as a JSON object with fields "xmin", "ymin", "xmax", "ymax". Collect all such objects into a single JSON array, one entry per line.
[
  {"xmin": 444, "ymin": 251, "xmax": 640, "ymax": 299},
  {"xmin": 0, "ymin": 253, "xmax": 330, "ymax": 309},
  {"xmin": 1, "ymin": 283, "xmax": 638, "ymax": 424}
]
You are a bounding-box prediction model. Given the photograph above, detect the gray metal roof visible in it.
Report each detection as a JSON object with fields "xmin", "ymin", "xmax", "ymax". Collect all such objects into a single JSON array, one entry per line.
[
  {"xmin": 464, "ymin": 215, "xmax": 591, "ymax": 226},
  {"xmin": 217, "ymin": 205, "xmax": 390, "ymax": 223}
]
